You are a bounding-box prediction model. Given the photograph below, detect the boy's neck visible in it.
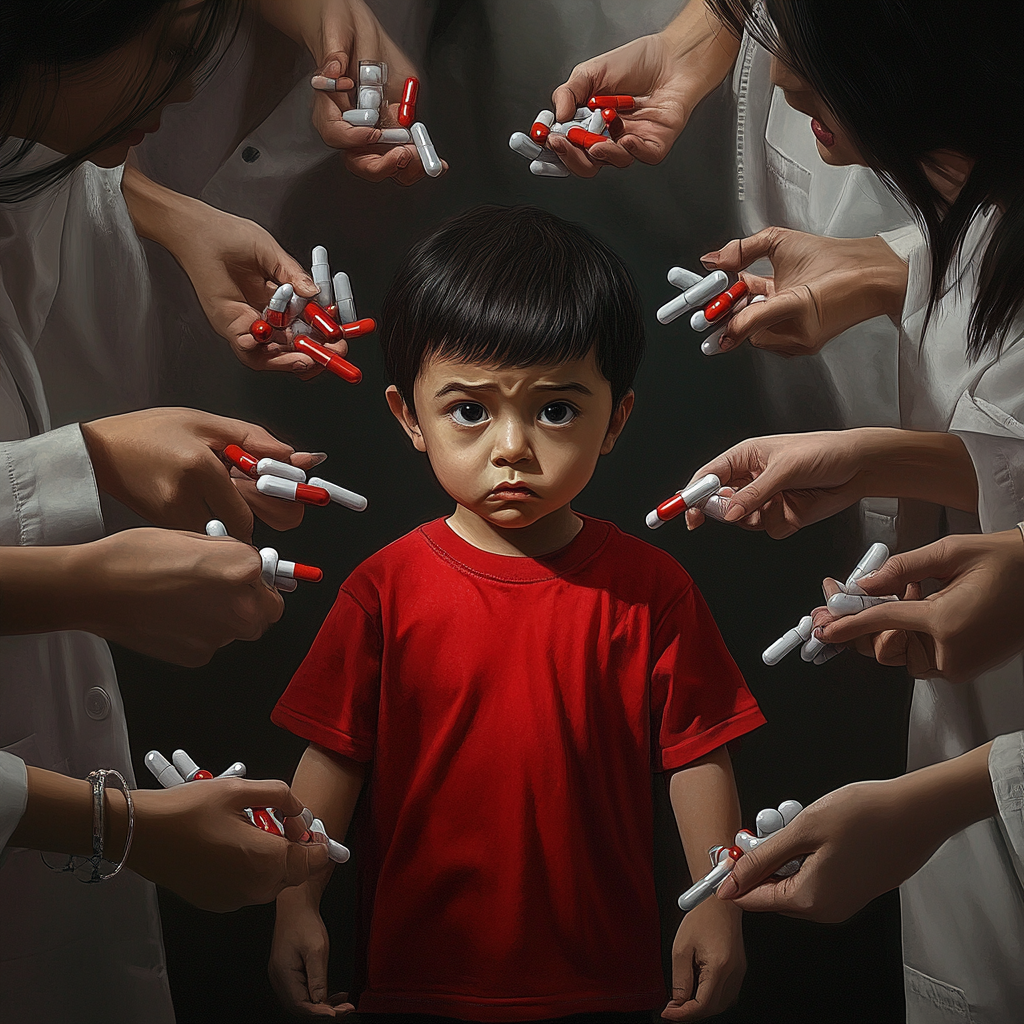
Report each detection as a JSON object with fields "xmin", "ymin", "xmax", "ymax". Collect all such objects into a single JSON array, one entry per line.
[{"xmin": 446, "ymin": 503, "xmax": 583, "ymax": 557}]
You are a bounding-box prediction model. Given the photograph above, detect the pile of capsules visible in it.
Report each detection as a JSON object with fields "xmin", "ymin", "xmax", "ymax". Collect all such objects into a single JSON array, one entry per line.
[
  {"xmin": 763, "ymin": 542, "xmax": 898, "ymax": 666},
  {"xmin": 145, "ymin": 748, "xmax": 350, "ymax": 863},
  {"xmin": 679, "ymin": 800, "xmax": 804, "ymax": 913},
  {"xmin": 250, "ymin": 246, "xmax": 375, "ymax": 385},
  {"xmin": 508, "ymin": 94, "xmax": 634, "ymax": 178},
  {"xmin": 645, "ymin": 472, "xmax": 733, "ymax": 531},
  {"xmin": 657, "ymin": 265, "xmax": 766, "ymax": 356},
  {"xmin": 311, "ymin": 61, "xmax": 442, "ymax": 177}
]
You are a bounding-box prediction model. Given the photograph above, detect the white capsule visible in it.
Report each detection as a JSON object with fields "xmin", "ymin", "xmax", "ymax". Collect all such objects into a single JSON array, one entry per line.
[
  {"xmin": 683, "ymin": 473, "xmax": 721, "ymax": 508},
  {"xmin": 218, "ymin": 761, "xmax": 246, "ymax": 778},
  {"xmin": 256, "ymin": 476, "xmax": 304, "ymax": 502},
  {"xmin": 678, "ymin": 856, "xmax": 737, "ymax": 912},
  {"xmin": 708, "ymin": 844, "xmax": 726, "ymax": 866},
  {"xmin": 548, "ymin": 122, "xmax": 569, "ymax": 136},
  {"xmin": 311, "ymin": 246, "xmax": 332, "ymax": 308},
  {"xmin": 308, "ymin": 475, "xmax": 367, "ymax": 512},
  {"xmin": 530, "ymin": 157, "xmax": 570, "ymax": 177},
  {"xmin": 342, "ymin": 108, "xmax": 379, "ymax": 126},
  {"xmin": 172, "ymin": 748, "xmax": 202, "ymax": 782},
  {"xmin": 574, "ymin": 106, "xmax": 592, "ymax": 121},
  {"xmin": 509, "ymin": 131, "xmax": 543, "ymax": 161},
  {"xmin": 756, "ymin": 807, "xmax": 785, "ymax": 838},
  {"xmin": 291, "ymin": 319, "xmax": 312, "ymax": 338},
  {"xmin": 286, "ymin": 289, "xmax": 306, "ymax": 321},
  {"xmin": 274, "ymin": 575, "xmax": 298, "ymax": 593},
  {"xmin": 532, "ymin": 109, "xmax": 556, "ymax": 129},
  {"xmin": 700, "ymin": 294, "xmax": 763, "ymax": 354},
  {"xmin": 259, "ymin": 547, "xmax": 279, "ymax": 587},
  {"xmin": 358, "ymin": 62, "xmax": 383, "ymax": 85},
  {"xmin": 586, "ymin": 108, "xmax": 605, "ymax": 133},
  {"xmin": 778, "ymin": 799, "xmax": 803, "ymax": 825},
  {"xmin": 763, "ymin": 615, "xmax": 814, "ymax": 666},
  {"xmin": 645, "ymin": 509, "xmax": 665, "ymax": 530},
  {"xmin": 813, "ymin": 644, "xmax": 843, "ymax": 666},
  {"xmin": 205, "ymin": 519, "xmax": 228, "ymax": 537},
  {"xmin": 145, "ymin": 750, "xmax": 185, "ymax": 788},
  {"xmin": 309, "ymin": 817, "xmax": 351, "ymax": 863},
  {"xmin": 656, "ymin": 270, "xmax": 729, "ymax": 325},
  {"xmin": 827, "ymin": 592, "xmax": 899, "ymax": 617},
  {"xmin": 846, "ymin": 542, "xmax": 890, "ymax": 585},
  {"xmin": 357, "ymin": 85, "xmax": 383, "ymax": 112},
  {"xmin": 268, "ymin": 282, "xmax": 293, "ymax": 314},
  {"xmin": 257, "ymin": 458, "xmax": 306, "ymax": 483},
  {"xmin": 331, "ymin": 272, "xmax": 356, "ymax": 325},
  {"xmin": 378, "ymin": 128, "xmax": 412, "ymax": 144},
  {"xmin": 800, "ymin": 634, "xmax": 826, "ymax": 662},
  {"xmin": 734, "ymin": 829, "xmax": 759, "ymax": 853},
  {"xmin": 300, "ymin": 807, "xmax": 315, "ymax": 828},
  {"xmin": 697, "ymin": 493, "xmax": 731, "ymax": 522},
  {"xmin": 310, "ymin": 75, "xmax": 339, "ymax": 92},
  {"xmin": 667, "ymin": 266, "xmax": 703, "ymax": 290},
  {"xmin": 411, "ymin": 122, "xmax": 442, "ymax": 177}
]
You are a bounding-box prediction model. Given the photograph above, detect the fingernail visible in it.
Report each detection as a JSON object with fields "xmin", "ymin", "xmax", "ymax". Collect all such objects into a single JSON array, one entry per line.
[
  {"xmin": 307, "ymin": 452, "xmax": 328, "ymax": 467},
  {"xmin": 700, "ymin": 251, "xmax": 720, "ymax": 268},
  {"xmin": 719, "ymin": 337, "xmax": 734, "ymax": 352},
  {"xmin": 717, "ymin": 876, "xmax": 738, "ymax": 899}
]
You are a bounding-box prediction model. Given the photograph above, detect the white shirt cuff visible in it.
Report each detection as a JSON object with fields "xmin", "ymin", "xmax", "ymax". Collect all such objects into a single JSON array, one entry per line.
[
  {"xmin": 878, "ymin": 223, "xmax": 925, "ymax": 263},
  {"xmin": 989, "ymin": 732, "xmax": 1024, "ymax": 874},
  {"xmin": 0, "ymin": 751, "xmax": 28, "ymax": 859}
]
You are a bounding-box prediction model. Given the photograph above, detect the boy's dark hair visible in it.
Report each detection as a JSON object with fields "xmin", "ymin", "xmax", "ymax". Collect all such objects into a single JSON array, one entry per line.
[{"xmin": 381, "ymin": 205, "xmax": 645, "ymax": 412}]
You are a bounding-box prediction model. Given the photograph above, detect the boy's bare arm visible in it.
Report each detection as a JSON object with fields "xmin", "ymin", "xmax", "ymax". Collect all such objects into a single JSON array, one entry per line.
[
  {"xmin": 663, "ymin": 746, "xmax": 745, "ymax": 1022},
  {"xmin": 270, "ymin": 744, "xmax": 366, "ymax": 1018}
]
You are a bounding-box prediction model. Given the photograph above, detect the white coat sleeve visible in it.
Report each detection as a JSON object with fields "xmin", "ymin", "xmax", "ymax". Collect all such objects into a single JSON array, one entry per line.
[
  {"xmin": 989, "ymin": 732, "xmax": 1024, "ymax": 883},
  {"xmin": 0, "ymin": 750, "xmax": 28, "ymax": 859},
  {"xmin": 0, "ymin": 423, "xmax": 104, "ymax": 546},
  {"xmin": 878, "ymin": 222, "xmax": 925, "ymax": 264}
]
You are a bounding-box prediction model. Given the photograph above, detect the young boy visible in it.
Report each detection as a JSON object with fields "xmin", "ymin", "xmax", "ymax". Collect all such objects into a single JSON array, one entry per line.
[{"xmin": 269, "ymin": 206, "xmax": 765, "ymax": 1023}]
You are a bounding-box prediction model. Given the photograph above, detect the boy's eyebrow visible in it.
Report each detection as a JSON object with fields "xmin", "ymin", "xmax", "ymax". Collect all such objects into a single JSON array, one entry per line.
[{"xmin": 433, "ymin": 380, "xmax": 595, "ymax": 398}]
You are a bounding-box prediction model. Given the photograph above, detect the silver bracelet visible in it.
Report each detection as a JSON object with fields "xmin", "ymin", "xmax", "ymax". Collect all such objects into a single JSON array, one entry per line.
[{"xmin": 42, "ymin": 769, "xmax": 134, "ymax": 883}]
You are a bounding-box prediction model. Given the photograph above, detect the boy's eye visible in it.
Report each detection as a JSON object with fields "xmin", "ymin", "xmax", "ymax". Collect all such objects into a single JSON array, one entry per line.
[
  {"xmin": 538, "ymin": 402, "xmax": 577, "ymax": 425},
  {"xmin": 450, "ymin": 402, "xmax": 489, "ymax": 426}
]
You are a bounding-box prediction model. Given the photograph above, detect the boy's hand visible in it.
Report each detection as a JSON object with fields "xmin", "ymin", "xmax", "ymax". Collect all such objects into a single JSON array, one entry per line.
[
  {"xmin": 270, "ymin": 898, "xmax": 354, "ymax": 1018},
  {"xmin": 663, "ymin": 898, "xmax": 745, "ymax": 1021}
]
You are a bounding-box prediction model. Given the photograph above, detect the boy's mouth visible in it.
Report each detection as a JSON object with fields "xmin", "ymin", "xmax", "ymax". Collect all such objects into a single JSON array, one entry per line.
[{"xmin": 489, "ymin": 482, "xmax": 537, "ymax": 498}]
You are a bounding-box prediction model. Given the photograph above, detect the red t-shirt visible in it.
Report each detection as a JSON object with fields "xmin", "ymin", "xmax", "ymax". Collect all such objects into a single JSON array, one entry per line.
[{"xmin": 273, "ymin": 515, "xmax": 764, "ymax": 1021}]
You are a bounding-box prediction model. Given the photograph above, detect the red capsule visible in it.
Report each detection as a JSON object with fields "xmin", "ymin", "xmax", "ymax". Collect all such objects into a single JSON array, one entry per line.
[
  {"xmin": 294, "ymin": 336, "xmax": 362, "ymax": 384},
  {"xmin": 250, "ymin": 319, "xmax": 273, "ymax": 343},
  {"xmin": 587, "ymin": 94, "xmax": 635, "ymax": 111},
  {"xmin": 531, "ymin": 122, "xmax": 551, "ymax": 144},
  {"xmin": 566, "ymin": 126, "xmax": 607, "ymax": 149},
  {"xmin": 341, "ymin": 317, "xmax": 376, "ymax": 339},
  {"xmin": 325, "ymin": 303, "xmax": 338, "ymax": 320},
  {"xmin": 223, "ymin": 444, "xmax": 259, "ymax": 478},
  {"xmin": 250, "ymin": 807, "xmax": 285, "ymax": 836},
  {"xmin": 601, "ymin": 107, "xmax": 619, "ymax": 126},
  {"xmin": 191, "ymin": 770, "xmax": 214, "ymax": 781},
  {"xmin": 291, "ymin": 563, "xmax": 324, "ymax": 582},
  {"xmin": 398, "ymin": 76, "xmax": 419, "ymax": 128},
  {"xmin": 303, "ymin": 301, "xmax": 342, "ymax": 340},
  {"xmin": 704, "ymin": 280, "xmax": 749, "ymax": 324},
  {"xmin": 655, "ymin": 492, "xmax": 688, "ymax": 523}
]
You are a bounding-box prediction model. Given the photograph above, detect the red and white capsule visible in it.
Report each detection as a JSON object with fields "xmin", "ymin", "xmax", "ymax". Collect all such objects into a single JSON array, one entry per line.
[
  {"xmin": 398, "ymin": 76, "xmax": 419, "ymax": 128},
  {"xmin": 566, "ymin": 126, "xmax": 606, "ymax": 149},
  {"xmin": 224, "ymin": 444, "xmax": 259, "ymax": 478},
  {"xmin": 276, "ymin": 559, "xmax": 324, "ymax": 583},
  {"xmin": 691, "ymin": 280, "xmax": 749, "ymax": 332},
  {"xmin": 250, "ymin": 319, "xmax": 273, "ymax": 343},
  {"xmin": 646, "ymin": 473, "xmax": 721, "ymax": 529},
  {"xmin": 293, "ymin": 336, "xmax": 362, "ymax": 384},
  {"xmin": 265, "ymin": 283, "xmax": 294, "ymax": 328},
  {"xmin": 530, "ymin": 109, "xmax": 555, "ymax": 144},
  {"xmin": 255, "ymin": 476, "xmax": 331, "ymax": 506},
  {"xmin": 587, "ymin": 94, "xmax": 635, "ymax": 111}
]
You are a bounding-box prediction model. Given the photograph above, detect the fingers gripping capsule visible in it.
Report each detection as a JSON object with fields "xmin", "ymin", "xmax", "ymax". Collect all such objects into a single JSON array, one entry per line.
[{"xmin": 645, "ymin": 473, "xmax": 721, "ymax": 529}]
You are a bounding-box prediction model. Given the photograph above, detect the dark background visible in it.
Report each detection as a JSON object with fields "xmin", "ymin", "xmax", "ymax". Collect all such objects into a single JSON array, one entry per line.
[{"xmin": 121, "ymin": 2, "xmax": 912, "ymax": 1020}]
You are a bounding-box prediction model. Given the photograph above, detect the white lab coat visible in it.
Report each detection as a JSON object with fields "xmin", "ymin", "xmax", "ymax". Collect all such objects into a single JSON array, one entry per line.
[
  {"xmin": 895, "ymin": 210, "xmax": 1024, "ymax": 1024},
  {"xmin": 732, "ymin": 34, "xmax": 913, "ymax": 548},
  {"xmin": 0, "ymin": 149, "xmax": 173, "ymax": 1023}
]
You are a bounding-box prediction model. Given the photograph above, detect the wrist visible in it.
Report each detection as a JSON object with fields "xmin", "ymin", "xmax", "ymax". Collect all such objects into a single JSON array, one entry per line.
[
  {"xmin": 864, "ymin": 236, "xmax": 910, "ymax": 320},
  {"xmin": 0, "ymin": 545, "xmax": 89, "ymax": 634}
]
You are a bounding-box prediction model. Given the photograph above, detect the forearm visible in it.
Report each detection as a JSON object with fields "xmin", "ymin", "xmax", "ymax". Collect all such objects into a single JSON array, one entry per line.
[
  {"xmin": 668, "ymin": 746, "xmax": 742, "ymax": 881},
  {"xmin": 662, "ymin": 1, "xmax": 741, "ymax": 105},
  {"xmin": 121, "ymin": 161, "xmax": 207, "ymax": 258},
  {"xmin": 278, "ymin": 743, "xmax": 366, "ymax": 908},
  {"xmin": 851, "ymin": 428, "xmax": 980, "ymax": 513},
  {"xmin": 8, "ymin": 766, "xmax": 94, "ymax": 855},
  {"xmin": 0, "ymin": 545, "xmax": 91, "ymax": 635}
]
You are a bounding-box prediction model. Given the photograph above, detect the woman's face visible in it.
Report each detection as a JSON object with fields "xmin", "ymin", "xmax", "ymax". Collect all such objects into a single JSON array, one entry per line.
[
  {"xmin": 13, "ymin": 1, "xmax": 206, "ymax": 167},
  {"xmin": 770, "ymin": 58, "xmax": 866, "ymax": 167}
]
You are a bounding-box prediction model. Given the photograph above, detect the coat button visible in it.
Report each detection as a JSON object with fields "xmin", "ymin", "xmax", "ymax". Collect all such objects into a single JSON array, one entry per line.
[
  {"xmin": 241, "ymin": 146, "xmax": 260, "ymax": 163},
  {"xmin": 85, "ymin": 686, "xmax": 111, "ymax": 721}
]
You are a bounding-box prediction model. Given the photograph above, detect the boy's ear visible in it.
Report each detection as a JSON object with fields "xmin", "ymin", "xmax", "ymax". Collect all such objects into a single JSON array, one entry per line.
[
  {"xmin": 600, "ymin": 390, "xmax": 634, "ymax": 456},
  {"xmin": 386, "ymin": 385, "xmax": 427, "ymax": 452}
]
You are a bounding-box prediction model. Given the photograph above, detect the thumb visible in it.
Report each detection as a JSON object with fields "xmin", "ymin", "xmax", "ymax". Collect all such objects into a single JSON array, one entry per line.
[
  {"xmin": 703, "ymin": 226, "xmax": 787, "ymax": 272},
  {"xmin": 717, "ymin": 833, "xmax": 807, "ymax": 901},
  {"xmin": 232, "ymin": 778, "xmax": 306, "ymax": 818},
  {"xmin": 216, "ymin": 420, "xmax": 296, "ymax": 464},
  {"xmin": 819, "ymin": 598, "xmax": 935, "ymax": 646},
  {"xmin": 284, "ymin": 836, "xmax": 331, "ymax": 889},
  {"xmin": 553, "ymin": 63, "xmax": 597, "ymax": 121},
  {"xmin": 856, "ymin": 542, "xmax": 957, "ymax": 596},
  {"xmin": 265, "ymin": 245, "xmax": 319, "ymax": 300},
  {"xmin": 723, "ymin": 461, "xmax": 791, "ymax": 521},
  {"xmin": 720, "ymin": 289, "xmax": 807, "ymax": 347}
]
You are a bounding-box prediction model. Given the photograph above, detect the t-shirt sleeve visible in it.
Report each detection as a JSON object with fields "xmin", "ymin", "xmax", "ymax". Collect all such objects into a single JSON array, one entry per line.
[
  {"xmin": 271, "ymin": 585, "xmax": 383, "ymax": 762},
  {"xmin": 650, "ymin": 582, "xmax": 765, "ymax": 771}
]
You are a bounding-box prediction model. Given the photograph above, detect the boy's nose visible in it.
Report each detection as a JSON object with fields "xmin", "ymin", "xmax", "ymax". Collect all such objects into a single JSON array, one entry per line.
[{"xmin": 491, "ymin": 420, "xmax": 533, "ymax": 466}]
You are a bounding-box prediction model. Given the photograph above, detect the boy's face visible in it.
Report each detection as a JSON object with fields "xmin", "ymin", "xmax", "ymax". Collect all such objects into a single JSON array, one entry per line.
[{"xmin": 387, "ymin": 351, "xmax": 633, "ymax": 532}]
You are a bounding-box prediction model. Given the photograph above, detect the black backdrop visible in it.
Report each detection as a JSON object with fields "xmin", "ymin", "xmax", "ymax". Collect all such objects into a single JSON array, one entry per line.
[{"xmin": 117, "ymin": 3, "xmax": 912, "ymax": 1020}]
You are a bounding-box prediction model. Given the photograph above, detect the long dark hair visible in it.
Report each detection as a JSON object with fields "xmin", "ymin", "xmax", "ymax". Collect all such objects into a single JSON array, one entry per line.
[
  {"xmin": 0, "ymin": 1, "xmax": 241, "ymax": 203},
  {"xmin": 708, "ymin": 0, "xmax": 1024, "ymax": 360}
]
